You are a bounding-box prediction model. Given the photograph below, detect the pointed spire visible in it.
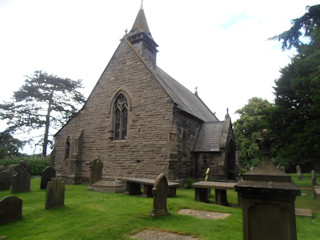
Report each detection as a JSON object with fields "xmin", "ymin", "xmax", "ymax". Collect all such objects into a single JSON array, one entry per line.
[
  {"xmin": 127, "ymin": 4, "xmax": 158, "ymax": 68},
  {"xmin": 129, "ymin": 6, "xmax": 152, "ymax": 38}
]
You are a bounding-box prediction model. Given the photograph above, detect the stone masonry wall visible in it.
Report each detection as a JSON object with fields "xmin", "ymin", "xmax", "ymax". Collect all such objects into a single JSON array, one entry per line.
[
  {"xmin": 174, "ymin": 110, "xmax": 202, "ymax": 179},
  {"xmin": 53, "ymin": 39, "xmax": 175, "ymax": 183}
]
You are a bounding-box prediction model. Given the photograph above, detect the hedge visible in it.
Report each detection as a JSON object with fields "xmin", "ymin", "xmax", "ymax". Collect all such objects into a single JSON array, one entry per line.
[{"xmin": 0, "ymin": 156, "xmax": 50, "ymax": 175}]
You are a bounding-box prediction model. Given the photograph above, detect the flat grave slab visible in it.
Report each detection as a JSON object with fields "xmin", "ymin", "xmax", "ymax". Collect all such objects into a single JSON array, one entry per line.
[
  {"xmin": 132, "ymin": 230, "xmax": 198, "ymax": 240},
  {"xmin": 295, "ymin": 208, "xmax": 312, "ymax": 217},
  {"xmin": 178, "ymin": 209, "xmax": 231, "ymax": 220}
]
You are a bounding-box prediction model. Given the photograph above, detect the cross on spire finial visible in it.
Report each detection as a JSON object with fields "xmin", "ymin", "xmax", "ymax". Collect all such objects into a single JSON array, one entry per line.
[{"xmin": 141, "ymin": 0, "xmax": 143, "ymax": 9}]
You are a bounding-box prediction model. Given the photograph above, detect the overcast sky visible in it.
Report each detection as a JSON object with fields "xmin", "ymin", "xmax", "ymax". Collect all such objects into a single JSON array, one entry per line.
[{"xmin": 0, "ymin": 0, "xmax": 318, "ymax": 153}]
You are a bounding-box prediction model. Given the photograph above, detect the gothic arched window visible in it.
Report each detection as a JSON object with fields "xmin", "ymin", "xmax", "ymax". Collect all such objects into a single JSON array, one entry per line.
[
  {"xmin": 113, "ymin": 93, "xmax": 128, "ymax": 140},
  {"xmin": 65, "ymin": 136, "xmax": 71, "ymax": 159}
]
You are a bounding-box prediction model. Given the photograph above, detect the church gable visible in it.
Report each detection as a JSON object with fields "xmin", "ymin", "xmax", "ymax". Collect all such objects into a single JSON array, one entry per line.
[{"xmin": 53, "ymin": 4, "xmax": 238, "ymax": 184}]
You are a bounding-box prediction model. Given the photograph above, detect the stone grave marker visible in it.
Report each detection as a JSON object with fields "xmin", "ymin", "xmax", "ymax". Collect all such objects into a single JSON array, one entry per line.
[
  {"xmin": 45, "ymin": 178, "xmax": 65, "ymax": 210},
  {"xmin": 40, "ymin": 166, "xmax": 56, "ymax": 189},
  {"xmin": 296, "ymin": 165, "xmax": 302, "ymax": 179},
  {"xmin": 0, "ymin": 170, "xmax": 12, "ymax": 191},
  {"xmin": 7, "ymin": 164, "xmax": 18, "ymax": 179},
  {"xmin": 150, "ymin": 173, "xmax": 169, "ymax": 218},
  {"xmin": 204, "ymin": 168, "xmax": 210, "ymax": 181},
  {"xmin": 89, "ymin": 158, "xmax": 103, "ymax": 185},
  {"xmin": 0, "ymin": 196, "xmax": 22, "ymax": 225},
  {"xmin": 235, "ymin": 130, "xmax": 300, "ymax": 240},
  {"xmin": 312, "ymin": 170, "xmax": 317, "ymax": 186},
  {"xmin": 11, "ymin": 161, "xmax": 31, "ymax": 193}
]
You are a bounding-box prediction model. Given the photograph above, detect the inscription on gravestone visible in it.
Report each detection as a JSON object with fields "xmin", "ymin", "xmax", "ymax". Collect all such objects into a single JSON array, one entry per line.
[
  {"xmin": 41, "ymin": 166, "xmax": 56, "ymax": 189},
  {"xmin": 45, "ymin": 178, "xmax": 65, "ymax": 210},
  {"xmin": 150, "ymin": 173, "xmax": 169, "ymax": 218},
  {"xmin": 0, "ymin": 196, "xmax": 22, "ymax": 225},
  {"xmin": 11, "ymin": 161, "xmax": 31, "ymax": 193},
  {"xmin": 0, "ymin": 170, "xmax": 12, "ymax": 191}
]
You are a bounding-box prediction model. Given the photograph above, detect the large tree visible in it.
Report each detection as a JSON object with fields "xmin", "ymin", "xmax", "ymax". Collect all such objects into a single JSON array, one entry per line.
[
  {"xmin": 0, "ymin": 71, "xmax": 86, "ymax": 156},
  {"xmin": 0, "ymin": 129, "xmax": 24, "ymax": 159},
  {"xmin": 269, "ymin": 4, "xmax": 320, "ymax": 171},
  {"xmin": 234, "ymin": 97, "xmax": 272, "ymax": 169}
]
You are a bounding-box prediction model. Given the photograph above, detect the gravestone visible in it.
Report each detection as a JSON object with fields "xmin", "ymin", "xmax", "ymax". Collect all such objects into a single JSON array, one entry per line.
[
  {"xmin": 89, "ymin": 158, "xmax": 103, "ymax": 185},
  {"xmin": 45, "ymin": 178, "xmax": 65, "ymax": 210},
  {"xmin": 11, "ymin": 161, "xmax": 31, "ymax": 193},
  {"xmin": 296, "ymin": 165, "xmax": 302, "ymax": 179},
  {"xmin": 40, "ymin": 166, "xmax": 56, "ymax": 189},
  {"xmin": 0, "ymin": 196, "xmax": 22, "ymax": 225},
  {"xmin": 235, "ymin": 130, "xmax": 300, "ymax": 240},
  {"xmin": 312, "ymin": 170, "xmax": 317, "ymax": 186},
  {"xmin": 204, "ymin": 168, "xmax": 210, "ymax": 181},
  {"xmin": 150, "ymin": 173, "xmax": 169, "ymax": 218},
  {"xmin": 0, "ymin": 170, "xmax": 12, "ymax": 191},
  {"xmin": 8, "ymin": 164, "xmax": 18, "ymax": 179}
]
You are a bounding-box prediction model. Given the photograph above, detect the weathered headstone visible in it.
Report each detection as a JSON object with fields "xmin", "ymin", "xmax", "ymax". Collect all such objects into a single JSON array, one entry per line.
[
  {"xmin": 204, "ymin": 168, "xmax": 210, "ymax": 181},
  {"xmin": 40, "ymin": 166, "xmax": 56, "ymax": 189},
  {"xmin": 0, "ymin": 170, "xmax": 12, "ymax": 191},
  {"xmin": 45, "ymin": 178, "xmax": 65, "ymax": 210},
  {"xmin": 312, "ymin": 170, "xmax": 317, "ymax": 186},
  {"xmin": 235, "ymin": 130, "xmax": 300, "ymax": 240},
  {"xmin": 89, "ymin": 158, "xmax": 103, "ymax": 185},
  {"xmin": 296, "ymin": 165, "xmax": 302, "ymax": 179},
  {"xmin": 7, "ymin": 164, "xmax": 18, "ymax": 179},
  {"xmin": 150, "ymin": 173, "xmax": 169, "ymax": 218},
  {"xmin": 11, "ymin": 161, "xmax": 31, "ymax": 193},
  {"xmin": 0, "ymin": 196, "xmax": 22, "ymax": 225}
]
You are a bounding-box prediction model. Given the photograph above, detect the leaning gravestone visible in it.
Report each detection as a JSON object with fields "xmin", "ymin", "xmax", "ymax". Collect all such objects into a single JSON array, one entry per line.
[
  {"xmin": 150, "ymin": 173, "xmax": 169, "ymax": 218},
  {"xmin": 0, "ymin": 196, "xmax": 22, "ymax": 225},
  {"xmin": 45, "ymin": 178, "xmax": 65, "ymax": 210},
  {"xmin": 40, "ymin": 166, "xmax": 56, "ymax": 189},
  {"xmin": 11, "ymin": 161, "xmax": 31, "ymax": 193},
  {"xmin": 0, "ymin": 170, "xmax": 12, "ymax": 191},
  {"xmin": 89, "ymin": 158, "xmax": 103, "ymax": 185}
]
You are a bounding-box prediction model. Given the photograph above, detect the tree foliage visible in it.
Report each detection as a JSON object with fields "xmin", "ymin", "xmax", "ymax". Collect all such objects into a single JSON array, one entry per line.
[
  {"xmin": 270, "ymin": 4, "xmax": 320, "ymax": 50},
  {"xmin": 269, "ymin": 4, "xmax": 320, "ymax": 171},
  {"xmin": 0, "ymin": 71, "xmax": 86, "ymax": 156},
  {"xmin": 234, "ymin": 97, "xmax": 272, "ymax": 168},
  {"xmin": 0, "ymin": 130, "xmax": 24, "ymax": 159}
]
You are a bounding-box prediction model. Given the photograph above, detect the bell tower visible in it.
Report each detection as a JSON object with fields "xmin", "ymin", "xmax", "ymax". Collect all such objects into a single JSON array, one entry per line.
[{"xmin": 126, "ymin": 3, "xmax": 158, "ymax": 68}]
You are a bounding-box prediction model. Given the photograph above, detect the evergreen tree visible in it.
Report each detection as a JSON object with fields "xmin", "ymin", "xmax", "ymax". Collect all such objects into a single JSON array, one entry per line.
[
  {"xmin": 0, "ymin": 71, "xmax": 86, "ymax": 156},
  {"xmin": 270, "ymin": 4, "xmax": 320, "ymax": 171}
]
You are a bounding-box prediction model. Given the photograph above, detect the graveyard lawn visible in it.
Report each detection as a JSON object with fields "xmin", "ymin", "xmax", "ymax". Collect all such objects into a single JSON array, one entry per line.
[{"xmin": 0, "ymin": 176, "xmax": 318, "ymax": 240}]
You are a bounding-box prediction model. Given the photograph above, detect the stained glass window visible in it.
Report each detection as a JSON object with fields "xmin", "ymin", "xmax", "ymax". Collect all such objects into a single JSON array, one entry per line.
[{"xmin": 114, "ymin": 93, "xmax": 128, "ymax": 140}]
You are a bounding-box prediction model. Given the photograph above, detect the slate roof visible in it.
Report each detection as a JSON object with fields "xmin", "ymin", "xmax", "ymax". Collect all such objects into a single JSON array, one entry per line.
[
  {"xmin": 154, "ymin": 67, "xmax": 218, "ymax": 122},
  {"xmin": 193, "ymin": 121, "xmax": 225, "ymax": 152}
]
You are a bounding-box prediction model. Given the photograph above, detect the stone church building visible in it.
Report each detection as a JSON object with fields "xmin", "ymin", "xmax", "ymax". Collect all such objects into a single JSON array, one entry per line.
[{"xmin": 52, "ymin": 6, "xmax": 238, "ymax": 184}]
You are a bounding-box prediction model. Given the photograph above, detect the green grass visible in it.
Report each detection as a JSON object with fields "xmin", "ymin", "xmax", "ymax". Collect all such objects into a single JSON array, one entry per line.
[{"xmin": 0, "ymin": 175, "xmax": 319, "ymax": 240}]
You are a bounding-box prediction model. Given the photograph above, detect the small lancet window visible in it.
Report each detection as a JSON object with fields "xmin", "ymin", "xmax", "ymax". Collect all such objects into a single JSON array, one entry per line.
[
  {"xmin": 65, "ymin": 136, "xmax": 71, "ymax": 159},
  {"xmin": 114, "ymin": 93, "xmax": 128, "ymax": 140}
]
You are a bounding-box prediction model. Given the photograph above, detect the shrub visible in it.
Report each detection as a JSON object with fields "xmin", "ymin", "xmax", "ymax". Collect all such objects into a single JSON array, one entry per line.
[
  {"xmin": 0, "ymin": 156, "xmax": 50, "ymax": 175},
  {"xmin": 183, "ymin": 178, "xmax": 196, "ymax": 189}
]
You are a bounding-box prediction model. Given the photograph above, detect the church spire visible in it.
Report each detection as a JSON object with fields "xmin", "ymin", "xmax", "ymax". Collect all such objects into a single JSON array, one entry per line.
[{"xmin": 127, "ymin": 4, "xmax": 158, "ymax": 68}]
